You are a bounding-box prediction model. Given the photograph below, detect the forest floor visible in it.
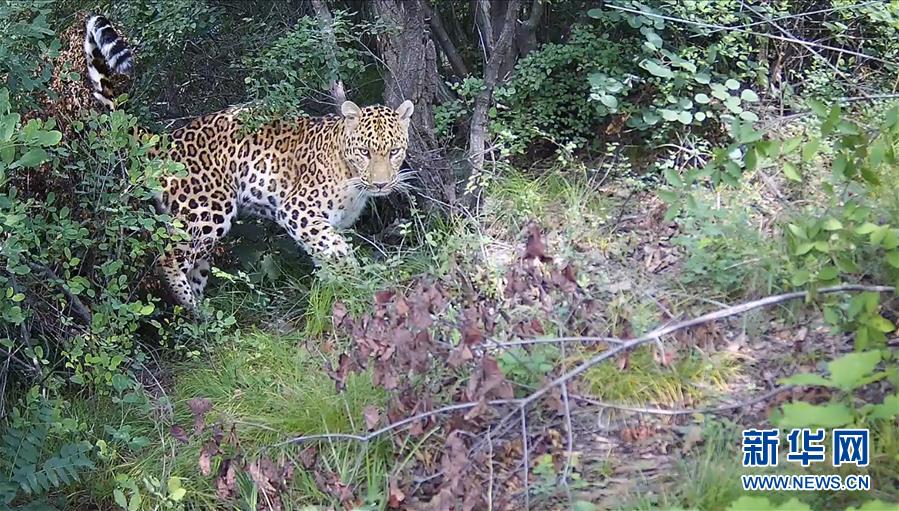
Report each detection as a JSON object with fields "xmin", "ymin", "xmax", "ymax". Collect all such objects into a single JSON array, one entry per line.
[{"xmin": 74, "ymin": 130, "xmax": 898, "ymax": 511}]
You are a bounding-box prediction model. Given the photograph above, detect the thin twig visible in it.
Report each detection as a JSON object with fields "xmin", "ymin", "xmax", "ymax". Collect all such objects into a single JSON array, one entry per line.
[
  {"xmin": 569, "ymin": 386, "xmax": 791, "ymax": 416},
  {"xmin": 488, "ymin": 335, "xmax": 624, "ymax": 349},
  {"xmin": 520, "ymin": 408, "xmax": 530, "ymax": 511},
  {"xmin": 702, "ymin": 2, "xmax": 881, "ymax": 36},
  {"xmin": 516, "ymin": 284, "xmax": 894, "ymax": 410},
  {"xmin": 277, "ymin": 285, "xmax": 892, "ymax": 448},
  {"xmin": 605, "ymin": 4, "xmax": 899, "ymax": 68},
  {"xmin": 278, "ymin": 399, "xmax": 521, "ymax": 445}
]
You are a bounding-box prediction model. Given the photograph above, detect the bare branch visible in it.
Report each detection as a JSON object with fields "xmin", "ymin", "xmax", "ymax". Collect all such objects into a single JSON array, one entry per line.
[
  {"xmin": 465, "ymin": 0, "xmax": 522, "ymax": 208},
  {"xmin": 279, "ymin": 399, "xmax": 521, "ymax": 445},
  {"xmin": 26, "ymin": 262, "xmax": 92, "ymax": 324},
  {"xmin": 517, "ymin": 284, "xmax": 894, "ymax": 409},
  {"xmin": 606, "ymin": 3, "xmax": 899, "ymax": 68},
  {"xmin": 423, "ymin": 2, "xmax": 470, "ymax": 77},
  {"xmin": 569, "ymin": 386, "xmax": 792, "ymax": 416}
]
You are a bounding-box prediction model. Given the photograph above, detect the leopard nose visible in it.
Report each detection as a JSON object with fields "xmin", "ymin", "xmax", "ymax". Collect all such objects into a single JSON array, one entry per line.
[{"xmin": 373, "ymin": 181, "xmax": 389, "ymax": 189}]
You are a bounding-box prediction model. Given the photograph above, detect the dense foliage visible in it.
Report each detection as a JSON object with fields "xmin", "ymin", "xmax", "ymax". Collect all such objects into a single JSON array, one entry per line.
[{"xmin": 1, "ymin": 0, "xmax": 898, "ymax": 509}]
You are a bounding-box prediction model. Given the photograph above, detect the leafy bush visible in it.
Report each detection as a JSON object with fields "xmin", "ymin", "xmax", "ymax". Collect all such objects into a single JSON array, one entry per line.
[
  {"xmin": 492, "ymin": 25, "xmax": 631, "ymax": 154},
  {"xmin": 0, "ymin": 1, "xmax": 57, "ymax": 110},
  {"xmin": 243, "ymin": 10, "xmax": 372, "ymax": 117}
]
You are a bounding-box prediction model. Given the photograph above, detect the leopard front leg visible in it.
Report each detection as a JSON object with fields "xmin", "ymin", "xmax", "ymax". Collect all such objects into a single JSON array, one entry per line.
[{"xmin": 277, "ymin": 207, "xmax": 354, "ymax": 264}]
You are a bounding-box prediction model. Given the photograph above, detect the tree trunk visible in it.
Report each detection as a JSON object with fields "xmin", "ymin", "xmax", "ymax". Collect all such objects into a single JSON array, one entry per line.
[
  {"xmin": 373, "ymin": 0, "xmax": 456, "ymax": 209},
  {"xmin": 422, "ymin": 1, "xmax": 470, "ymax": 78},
  {"xmin": 465, "ymin": 0, "xmax": 521, "ymax": 209},
  {"xmin": 517, "ymin": 0, "xmax": 546, "ymax": 59},
  {"xmin": 311, "ymin": 0, "xmax": 347, "ymax": 110}
]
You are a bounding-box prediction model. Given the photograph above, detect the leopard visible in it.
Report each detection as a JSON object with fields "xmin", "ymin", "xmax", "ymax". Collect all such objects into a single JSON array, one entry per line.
[
  {"xmin": 32, "ymin": 13, "xmax": 134, "ymax": 136},
  {"xmin": 59, "ymin": 14, "xmax": 416, "ymax": 310}
]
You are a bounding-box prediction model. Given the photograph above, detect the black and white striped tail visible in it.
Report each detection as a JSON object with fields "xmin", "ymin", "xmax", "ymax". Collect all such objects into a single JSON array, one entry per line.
[{"xmin": 83, "ymin": 15, "xmax": 134, "ymax": 109}]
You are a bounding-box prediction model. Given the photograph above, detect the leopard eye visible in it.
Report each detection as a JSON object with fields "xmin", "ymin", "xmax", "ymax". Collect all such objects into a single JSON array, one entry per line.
[
  {"xmin": 360, "ymin": 148, "xmax": 370, "ymax": 157},
  {"xmin": 390, "ymin": 148, "xmax": 402, "ymax": 157}
]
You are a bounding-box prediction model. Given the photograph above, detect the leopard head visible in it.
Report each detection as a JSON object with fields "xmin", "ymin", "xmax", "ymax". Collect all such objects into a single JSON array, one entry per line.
[{"xmin": 340, "ymin": 100, "xmax": 414, "ymax": 196}]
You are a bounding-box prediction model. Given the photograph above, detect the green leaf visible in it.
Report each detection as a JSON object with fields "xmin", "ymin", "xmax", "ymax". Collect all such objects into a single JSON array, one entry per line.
[
  {"xmin": 822, "ymin": 218, "xmax": 843, "ymax": 231},
  {"xmin": 855, "ymin": 222, "xmax": 879, "ymax": 235},
  {"xmin": 660, "ymin": 109, "xmax": 679, "ymax": 122},
  {"xmin": 871, "ymin": 225, "xmax": 890, "ymax": 246},
  {"xmin": 677, "ymin": 111, "xmax": 693, "ymax": 124},
  {"xmin": 114, "ymin": 489, "xmax": 128, "ymax": 509},
  {"xmin": 0, "ymin": 113, "xmax": 20, "ymax": 141},
  {"xmin": 808, "ymin": 99, "xmax": 829, "ymax": 117},
  {"xmin": 598, "ymin": 94, "xmax": 618, "ymax": 109},
  {"xmin": 11, "ymin": 148, "xmax": 49, "ymax": 169},
  {"xmin": 35, "ymin": 130, "xmax": 62, "ymax": 147},
  {"xmin": 828, "ymin": 350, "xmax": 882, "ymax": 391},
  {"xmin": 139, "ymin": 303, "xmax": 155, "ymax": 316},
  {"xmin": 587, "ymin": 8, "xmax": 603, "ymax": 19},
  {"xmin": 128, "ymin": 494, "xmax": 141, "ymax": 511},
  {"xmin": 781, "ymin": 136, "xmax": 802, "ymax": 154},
  {"xmin": 779, "ymin": 373, "xmax": 834, "ymax": 388},
  {"xmin": 782, "ymin": 162, "xmax": 801, "ymax": 182},
  {"xmin": 644, "ymin": 30, "xmax": 663, "ymax": 49},
  {"xmin": 694, "ymin": 93, "xmax": 710, "ymax": 104},
  {"xmin": 787, "ymin": 223, "xmax": 807, "ymax": 239},
  {"xmin": 694, "ymin": 72, "xmax": 711, "ymax": 84},
  {"xmin": 573, "ymin": 502, "xmax": 599, "ymax": 511},
  {"xmin": 887, "ymin": 251, "xmax": 899, "ymax": 268},
  {"xmin": 868, "ymin": 315, "xmax": 895, "ymax": 333},
  {"xmin": 801, "ymin": 137, "xmax": 820, "ymax": 162},
  {"xmin": 868, "ymin": 393, "xmax": 899, "ymax": 420},
  {"xmin": 777, "ymin": 401, "xmax": 853, "ymax": 428},
  {"xmin": 663, "ymin": 169, "xmax": 682, "ymax": 187},
  {"xmin": 818, "ymin": 265, "xmax": 839, "ymax": 281},
  {"xmin": 740, "ymin": 89, "xmax": 759, "ymax": 102},
  {"xmin": 642, "ymin": 59, "xmax": 674, "ymax": 78},
  {"xmin": 821, "ymin": 103, "xmax": 842, "ymax": 136},
  {"xmin": 170, "ymin": 487, "xmax": 186, "ymax": 501},
  {"xmin": 724, "ymin": 78, "xmax": 740, "ymax": 90}
]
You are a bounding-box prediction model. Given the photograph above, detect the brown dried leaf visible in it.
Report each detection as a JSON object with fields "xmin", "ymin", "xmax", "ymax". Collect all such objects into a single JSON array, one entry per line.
[
  {"xmin": 187, "ymin": 397, "xmax": 213, "ymax": 434},
  {"xmin": 523, "ymin": 223, "xmax": 550, "ymax": 262},
  {"xmin": 215, "ymin": 458, "xmax": 238, "ymax": 501},
  {"xmin": 299, "ymin": 445, "xmax": 318, "ymax": 469},
  {"xmin": 620, "ymin": 425, "xmax": 655, "ymax": 442},
  {"xmin": 375, "ymin": 290, "xmax": 395, "ymax": 304},
  {"xmin": 363, "ymin": 405, "xmax": 381, "ymax": 430},
  {"xmin": 332, "ymin": 301, "xmax": 349, "ymax": 331},
  {"xmin": 247, "ymin": 458, "xmax": 283, "ymax": 509},
  {"xmin": 442, "ymin": 433, "xmax": 469, "ymax": 481},
  {"xmin": 169, "ymin": 425, "xmax": 189, "ymax": 444},
  {"xmin": 199, "ymin": 440, "xmax": 219, "ymax": 476},
  {"xmin": 447, "ymin": 344, "xmax": 474, "ymax": 368},
  {"xmin": 652, "ymin": 346, "xmax": 675, "ymax": 367},
  {"xmin": 467, "ymin": 357, "xmax": 512, "ymax": 401},
  {"xmin": 326, "ymin": 353, "xmax": 353, "ymax": 393},
  {"xmin": 388, "ymin": 479, "xmax": 406, "ymax": 509},
  {"xmin": 394, "ymin": 296, "xmax": 410, "ymax": 316}
]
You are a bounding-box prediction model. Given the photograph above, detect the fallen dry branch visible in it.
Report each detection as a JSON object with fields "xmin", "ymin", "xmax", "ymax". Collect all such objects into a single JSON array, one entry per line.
[
  {"xmin": 281, "ymin": 284, "xmax": 893, "ymax": 449},
  {"xmin": 515, "ymin": 284, "xmax": 894, "ymax": 410}
]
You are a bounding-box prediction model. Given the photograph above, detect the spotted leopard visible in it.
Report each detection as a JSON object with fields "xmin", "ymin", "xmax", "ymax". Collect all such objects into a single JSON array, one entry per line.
[{"xmin": 70, "ymin": 15, "xmax": 415, "ymax": 309}]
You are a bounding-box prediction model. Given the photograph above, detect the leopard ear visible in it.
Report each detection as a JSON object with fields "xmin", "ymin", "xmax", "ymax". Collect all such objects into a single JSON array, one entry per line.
[
  {"xmin": 341, "ymin": 101, "xmax": 362, "ymax": 131},
  {"xmin": 395, "ymin": 100, "xmax": 414, "ymax": 128}
]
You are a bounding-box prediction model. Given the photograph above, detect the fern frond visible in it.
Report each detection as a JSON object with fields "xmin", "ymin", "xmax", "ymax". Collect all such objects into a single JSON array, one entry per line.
[{"xmin": 11, "ymin": 442, "xmax": 94, "ymax": 495}]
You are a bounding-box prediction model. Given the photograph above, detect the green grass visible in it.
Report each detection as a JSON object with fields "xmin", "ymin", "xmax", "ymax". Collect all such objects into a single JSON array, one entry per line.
[
  {"xmin": 98, "ymin": 332, "xmax": 393, "ymax": 509},
  {"xmin": 581, "ymin": 346, "xmax": 741, "ymax": 406},
  {"xmin": 486, "ymin": 167, "xmax": 611, "ymax": 235}
]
